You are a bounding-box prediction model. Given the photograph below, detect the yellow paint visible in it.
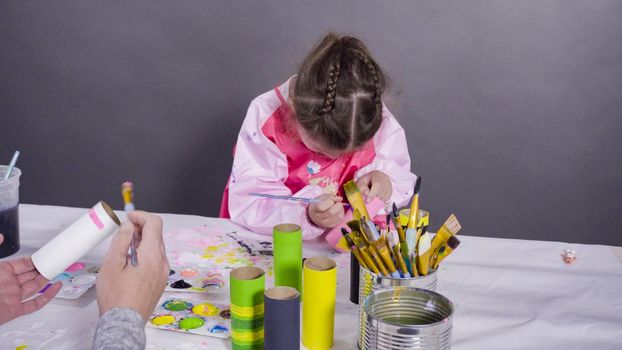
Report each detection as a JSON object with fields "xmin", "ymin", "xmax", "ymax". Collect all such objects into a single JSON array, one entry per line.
[
  {"xmin": 192, "ymin": 303, "xmax": 220, "ymax": 317},
  {"xmin": 231, "ymin": 328, "xmax": 265, "ymax": 342},
  {"xmin": 151, "ymin": 314, "xmax": 176, "ymax": 326},
  {"xmin": 16, "ymin": 346, "xmax": 28, "ymax": 350},
  {"xmin": 230, "ymin": 303, "xmax": 264, "ymax": 318}
]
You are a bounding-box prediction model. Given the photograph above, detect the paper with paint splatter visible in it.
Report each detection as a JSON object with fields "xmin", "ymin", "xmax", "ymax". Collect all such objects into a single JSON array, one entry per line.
[
  {"xmin": 164, "ymin": 227, "xmax": 274, "ymax": 280},
  {"xmin": 147, "ymin": 297, "xmax": 231, "ymax": 338}
]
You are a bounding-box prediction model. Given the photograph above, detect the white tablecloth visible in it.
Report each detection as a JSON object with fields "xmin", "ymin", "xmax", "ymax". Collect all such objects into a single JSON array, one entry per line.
[{"xmin": 1, "ymin": 204, "xmax": 621, "ymax": 350}]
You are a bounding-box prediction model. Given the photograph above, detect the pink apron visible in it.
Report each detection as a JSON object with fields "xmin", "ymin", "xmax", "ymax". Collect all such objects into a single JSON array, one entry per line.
[{"xmin": 219, "ymin": 87, "xmax": 376, "ymax": 218}]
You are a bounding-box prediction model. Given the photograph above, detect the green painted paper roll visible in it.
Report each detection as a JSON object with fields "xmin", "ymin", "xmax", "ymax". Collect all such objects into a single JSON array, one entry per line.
[
  {"xmin": 230, "ymin": 266, "xmax": 265, "ymax": 350},
  {"xmin": 273, "ymin": 223, "xmax": 302, "ymax": 294}
]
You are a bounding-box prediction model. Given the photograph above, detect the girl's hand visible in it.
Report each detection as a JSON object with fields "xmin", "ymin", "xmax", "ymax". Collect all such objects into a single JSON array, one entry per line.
[
  {"xmin": 356, "ymin": 170, "xmax": 392, "ymax": 202},
  {"xmin": 308, "ymin": 194, "xmax": 345, "ymax": 229}
]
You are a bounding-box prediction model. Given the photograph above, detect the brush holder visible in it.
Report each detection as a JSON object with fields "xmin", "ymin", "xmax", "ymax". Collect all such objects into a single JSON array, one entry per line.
[
  {"xmin": 358, "ymin": 266, "xmax": 437, "ymax": 346},
  {"xmin": 360, "ymin": 287, "xmax": 453, "ymax": 350}
]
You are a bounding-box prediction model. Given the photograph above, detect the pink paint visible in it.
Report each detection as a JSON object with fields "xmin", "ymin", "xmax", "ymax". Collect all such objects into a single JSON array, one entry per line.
[
  {"xmin": 180, "ymin": 268, "xmax": 199, "ymax": 277},
  {"xmin": 88, "ymin": 208, "xmax": 104, "ymax": 230},
  {"xmin": 65, "ymin": 262, "xmax": 85, "ymax": 272}
]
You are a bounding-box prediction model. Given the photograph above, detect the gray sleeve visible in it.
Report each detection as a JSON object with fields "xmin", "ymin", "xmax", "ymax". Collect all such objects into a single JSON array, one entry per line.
[{"xmin": 92, "ymin": 307, "xmax": 146, "ymax": 350}]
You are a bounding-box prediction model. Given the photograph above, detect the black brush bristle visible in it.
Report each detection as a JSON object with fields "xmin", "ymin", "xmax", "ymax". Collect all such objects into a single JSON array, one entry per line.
[
  {"xmin": 392, "ymin": 202, "xmax": 399, "ymax": 217},
  {"xmin": 413, "ymin": 176, "xmax": 422, "ymax": 195},
  {"xmin": 341, "ymin": 227, "xmax": 350, "ymax": 236}
]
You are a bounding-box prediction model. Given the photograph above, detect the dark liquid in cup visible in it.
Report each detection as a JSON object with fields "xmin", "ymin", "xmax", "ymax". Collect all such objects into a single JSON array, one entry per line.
[{"xmin": 0, "ymin": 205, "xmax": 19, "ymax": 258}]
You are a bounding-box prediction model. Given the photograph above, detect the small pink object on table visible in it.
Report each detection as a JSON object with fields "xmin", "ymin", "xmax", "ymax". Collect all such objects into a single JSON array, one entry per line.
[{"xmin": 324, "ymin": 197, "xmax": 386, "ymax": 252}]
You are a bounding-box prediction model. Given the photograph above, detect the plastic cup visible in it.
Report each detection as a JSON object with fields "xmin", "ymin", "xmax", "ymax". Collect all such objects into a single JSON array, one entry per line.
[{"xmin": 0, "ymin": 165, "xmax": 21, "ymax": 258}]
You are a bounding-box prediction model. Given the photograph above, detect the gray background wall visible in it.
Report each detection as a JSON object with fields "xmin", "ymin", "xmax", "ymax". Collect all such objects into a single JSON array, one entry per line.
[{"xmin": 1, "ymin": 1, "xmax": 621, "ymax": 246}]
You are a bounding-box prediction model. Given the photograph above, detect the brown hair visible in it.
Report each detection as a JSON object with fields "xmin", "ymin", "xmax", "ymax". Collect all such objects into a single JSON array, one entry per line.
[{"xmin": 293, "ymin": 33, "xmax": 386, "ymax": 151}]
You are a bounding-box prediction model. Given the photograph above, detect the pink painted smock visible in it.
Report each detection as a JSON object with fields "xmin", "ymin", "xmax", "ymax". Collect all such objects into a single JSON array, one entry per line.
[{"xmin": 221, "ymin": 77, "xmax": 416, "ymax": 240}]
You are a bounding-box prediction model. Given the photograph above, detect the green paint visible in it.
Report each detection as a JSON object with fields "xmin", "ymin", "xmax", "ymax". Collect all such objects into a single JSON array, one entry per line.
[
  {"xmin": 179, "ymin": 317, "xmax": 205, "ymax": 330},
  {"xmin": 164, "ymin": 299, "xmax": 190, "ymax": 311}
]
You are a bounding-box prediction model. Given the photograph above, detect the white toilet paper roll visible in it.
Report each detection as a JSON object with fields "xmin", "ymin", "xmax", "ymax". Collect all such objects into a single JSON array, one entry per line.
[{"xmin": 32, "ymin": 201, "xmax": 121, "ymax": 280}]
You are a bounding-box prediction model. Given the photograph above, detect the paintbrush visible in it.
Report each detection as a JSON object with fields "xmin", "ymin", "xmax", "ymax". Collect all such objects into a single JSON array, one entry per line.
[
  {"xmin": 352, "ymin": 234, "xmax": 380, "ymax": 274},
  {"xmin": 343, "ymin": 181, "xmax": 370, "ymax": 219},
  {"xmin": 404, "ymin": 177, "xmax": 422, "ymax": 258},
  {"xmin": 406, "ymin": 176, "xmax": 422, "ymax": 230},
  {"xmin": 373, "ymin": 236, "xmax": 401, "ymax": 278},
  {"xmin": 391, "ymin": 203, "xmax": 406, "ymax": 243},
  {"xmin": 341, "ymin": 228, "xmax": 368, "ymax": 269},
  {"xmin": 430, "ymin": 214, "xmax": 461, "ymax": 257},
  {"xmin": 249, "ymin": 192, "xmax": 320, "ymax": 203},
  {"xmin": 359, "ymin": 218, "xmax": 381, "ymax": 242},
  {"xmin": 431, "ymin": 235, "xmax": 461, "ymax": 269},
  {"xmin": 367, "ymin": 244, "xmax": 389, "ymax": 276},
  {"xmin": 393, "ymin": 243, "xmax": 411, "ymax": 278},
  {"xmin": 122, "ymin": 181, "xmax": 138, "ymax": 266},
  {"xmin": 416, "ymin": 231, "xmax": 432, "ymax": 275}
]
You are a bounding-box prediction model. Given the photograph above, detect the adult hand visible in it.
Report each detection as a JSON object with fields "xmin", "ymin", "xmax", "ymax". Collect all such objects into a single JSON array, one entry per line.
[
  {"xmin": 308, "ymin": 194, "xmax": 345, "ymax": 229},
  {"xmin": 96, "ymin": 211, "xmax": 169, "ymax": 322},
  {"xmin": 356, "ymin": 170, "xmax": 392, "ymax": 202},
  {"xmin": 0, "ymin": 256, "xmax": 62, "ymax": 325}
]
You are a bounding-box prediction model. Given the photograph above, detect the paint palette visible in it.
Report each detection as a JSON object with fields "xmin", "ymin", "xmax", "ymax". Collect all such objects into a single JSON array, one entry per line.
[
  {"xmin": 166, "ymin": 266, "xmax": 229, "ymax": 293},
  {"xmin": 147, "ymin": 297, "xmax": 231, "ymax": 338},
  {"xmin": 45, "ymin": 261, "xmax": 100, "ymax": 300}
]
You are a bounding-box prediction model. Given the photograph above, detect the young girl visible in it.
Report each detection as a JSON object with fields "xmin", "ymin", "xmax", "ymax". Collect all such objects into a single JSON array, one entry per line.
[{"xmin": 221, "ymin": 33, "xmax": 416, "ymax": 240}]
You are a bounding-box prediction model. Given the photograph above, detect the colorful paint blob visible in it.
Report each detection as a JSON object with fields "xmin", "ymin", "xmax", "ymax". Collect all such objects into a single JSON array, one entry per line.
[
  {"xmin": 164, "ymin": 299, "xmax": 190, "ymax": 311},
  {"xmin": 180, "ymin": 268, "xmax": 199, "ymax": 277},
  {"xmin": 148, "ymin": 297, "xmax": 230, "ymax": 339},
  {"xmin": 71, "ymin": 273, "xmax": 96, "ymax": 285},
  {"xmin": 219, "ymin": 309, "xmax": 230, "ymax": 319},
  {"xmin": 179, "ymin": 317, "xmax": 205, "ymax": 330},
  {"xmin": 151, "ymin": 315, "xmax": 176, "ymax": 326},
  {"xmin": 51, "ymin": 272, "xmax": 72, "ymax": 282},
  {"xmin": 201, "ymin": 278, "xmax": 223, "ymax": 289},
  {"xmin": 48, "ymin": 262, "xmax": 99, "ymax": 300},
  {"xmin": 171, "ymin": 279, "xmax": 192, "ymax": 289},
  {"xmin": 192, "ymin": 303, "xmax": 219, "ymax": 317},
  {"xmin": 65, "ymin": 262, "xmax": 85, "ymax": 272},
  {"xmin": 209, "ymin": 324, "xmax": 228, "ymax": 333}
]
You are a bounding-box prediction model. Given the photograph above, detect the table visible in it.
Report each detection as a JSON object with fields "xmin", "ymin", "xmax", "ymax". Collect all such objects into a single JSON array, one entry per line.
[{"xmin": 1, "ymin": 204, "xmax": 621, "ymax": 350}]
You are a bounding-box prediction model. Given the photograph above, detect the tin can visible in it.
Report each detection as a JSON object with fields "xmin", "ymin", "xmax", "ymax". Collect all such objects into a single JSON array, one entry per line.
[
  {"xmin": 358, "ymin": 267, "xmax": 438, "ymax": 346},
  {"xmin": 360, "ymin": 287, "xmax": 453, "ymax": 349}
]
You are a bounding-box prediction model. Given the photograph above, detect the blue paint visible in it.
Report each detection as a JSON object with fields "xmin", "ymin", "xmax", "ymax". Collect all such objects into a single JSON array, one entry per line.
[{"xmin": 210, "ymin": 324, "xmax": 228, "ymax": 333}]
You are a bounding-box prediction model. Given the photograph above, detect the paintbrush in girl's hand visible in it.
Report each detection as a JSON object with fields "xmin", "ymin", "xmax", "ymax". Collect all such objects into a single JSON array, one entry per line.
[{"xmin": 249, "ymin": 192, "xmax": 320, "ymax": 203}]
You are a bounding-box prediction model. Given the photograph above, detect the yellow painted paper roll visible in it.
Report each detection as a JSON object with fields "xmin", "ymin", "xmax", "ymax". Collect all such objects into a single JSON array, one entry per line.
[{"xmin": 302, "ymin": 257, "xmax": 337, "ymax": 350}]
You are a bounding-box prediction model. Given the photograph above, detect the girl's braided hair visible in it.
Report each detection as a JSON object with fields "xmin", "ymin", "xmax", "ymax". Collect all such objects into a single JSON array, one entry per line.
[{"xmin": 293, "ymin": 33, "xmax": 386, "ymax": 151}]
